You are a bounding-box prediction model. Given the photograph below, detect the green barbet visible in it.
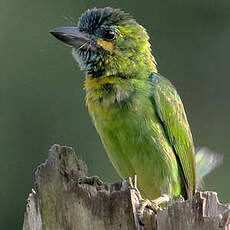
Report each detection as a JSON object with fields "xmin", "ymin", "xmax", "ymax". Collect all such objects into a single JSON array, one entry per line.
[{"xmin": 50, "ymin": 7, "xmax": 222, "ymax": 208}]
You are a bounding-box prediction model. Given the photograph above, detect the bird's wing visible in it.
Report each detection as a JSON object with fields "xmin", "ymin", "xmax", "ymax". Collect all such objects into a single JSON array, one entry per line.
[{"xmin": 150, "ymin": 72, "xmax": 196, "ymax": 198}]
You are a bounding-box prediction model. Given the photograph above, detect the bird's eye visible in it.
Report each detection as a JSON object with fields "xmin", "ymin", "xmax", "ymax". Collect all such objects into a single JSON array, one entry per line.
[{"xmin": 102, "ymin": 30, "xmax": 117, "ymax": 41}]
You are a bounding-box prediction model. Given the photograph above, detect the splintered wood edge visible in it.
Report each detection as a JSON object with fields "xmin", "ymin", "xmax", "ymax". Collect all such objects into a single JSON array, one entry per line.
[{"xmin": 23, "ymin": 144, "xmax": 230, "ymax": 230}]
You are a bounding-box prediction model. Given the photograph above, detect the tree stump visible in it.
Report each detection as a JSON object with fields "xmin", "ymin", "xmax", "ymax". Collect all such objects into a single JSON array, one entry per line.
[{"xmin": 23, "ymin": 144, "xmax": 230, "ymax": 230}]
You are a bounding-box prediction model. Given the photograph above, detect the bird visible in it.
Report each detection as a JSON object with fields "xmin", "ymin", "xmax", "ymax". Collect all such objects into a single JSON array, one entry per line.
[{"xmin": 50, "ymin": 7, "xmax": 222, "ymax": 212}]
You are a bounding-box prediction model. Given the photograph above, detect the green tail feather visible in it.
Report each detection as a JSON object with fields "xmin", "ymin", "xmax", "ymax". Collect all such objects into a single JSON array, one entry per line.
[{"xmin": 195, "ymin": 147, "xmax": 223, "ymax": 189}]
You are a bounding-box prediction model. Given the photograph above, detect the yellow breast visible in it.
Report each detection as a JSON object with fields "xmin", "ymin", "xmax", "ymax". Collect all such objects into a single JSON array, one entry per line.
[
  {"xmin": 84, "ymin": 75, "xmax": 120, "ymax": 90},
  {"xmin": 84, "ymin": 76, "xmax": 122, "ymax": 120}
]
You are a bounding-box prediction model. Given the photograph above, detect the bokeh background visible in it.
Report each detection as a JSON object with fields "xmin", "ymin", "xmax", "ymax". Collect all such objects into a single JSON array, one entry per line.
[{"xmin": 1, "ymin": 0, "xmax": 230, "ymax": 229}]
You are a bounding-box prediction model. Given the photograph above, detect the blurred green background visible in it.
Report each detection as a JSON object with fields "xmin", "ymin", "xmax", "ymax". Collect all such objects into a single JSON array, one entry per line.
[{"xmin": 1, "ymin": 0, "xmax": 229, "ymax": 229}]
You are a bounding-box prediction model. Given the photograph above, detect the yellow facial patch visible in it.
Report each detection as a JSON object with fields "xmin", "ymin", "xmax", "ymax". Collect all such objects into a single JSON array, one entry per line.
[{"xmin": 97, "ymin": 38, "xmax": 114, "ymax": 51}]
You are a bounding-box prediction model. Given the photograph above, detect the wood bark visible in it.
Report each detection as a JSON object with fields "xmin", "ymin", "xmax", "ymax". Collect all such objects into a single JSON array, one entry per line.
[{"xmin": 23, "ymin": 144, "xmax": 230, "ymax": 230}]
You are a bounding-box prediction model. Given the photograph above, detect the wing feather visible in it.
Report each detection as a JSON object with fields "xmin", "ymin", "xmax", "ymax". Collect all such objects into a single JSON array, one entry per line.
[{"xmin": 150, "ymin": 73, "xmax": 196, "ymax": 198}]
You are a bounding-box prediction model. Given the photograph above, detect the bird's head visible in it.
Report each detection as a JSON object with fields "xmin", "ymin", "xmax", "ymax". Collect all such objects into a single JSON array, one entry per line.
[{"xmin": 51, "ymin": 7, "xmax": 157, "ymax": 79}]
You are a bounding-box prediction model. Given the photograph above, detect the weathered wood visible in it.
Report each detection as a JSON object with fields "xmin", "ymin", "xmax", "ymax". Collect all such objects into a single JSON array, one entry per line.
[{"xmin": 23, "ymin": 144, "xmax": 230, "ymax": 230}]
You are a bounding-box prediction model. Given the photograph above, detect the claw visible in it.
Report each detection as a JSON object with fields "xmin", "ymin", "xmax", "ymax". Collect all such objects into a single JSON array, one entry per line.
[
  {"xmin": 136, "ymin": 198, "xmax": 158, "ymax": 225},
  {"xmin": 137, "ymin": 195, "xmax": 169, "ymax": 225},
  {"xmin": 128, "ymin": 176, "xmax": 170, "ymax": 225}
]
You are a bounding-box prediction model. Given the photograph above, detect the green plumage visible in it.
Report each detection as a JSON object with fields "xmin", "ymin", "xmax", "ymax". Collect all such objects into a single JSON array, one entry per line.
[
  {"xmin": 51, "ymin": 7, "xmax": 222, "ymax": 201},
  {"xmin": 86, "ymin": 73, "xmax": 194, "ymax": 199}
]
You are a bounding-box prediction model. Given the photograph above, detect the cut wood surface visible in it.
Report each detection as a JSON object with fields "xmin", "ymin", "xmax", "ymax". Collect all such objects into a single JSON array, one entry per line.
[{"xmin": 23, "ymin": 144, "xmax": 230, "ymax": 230}]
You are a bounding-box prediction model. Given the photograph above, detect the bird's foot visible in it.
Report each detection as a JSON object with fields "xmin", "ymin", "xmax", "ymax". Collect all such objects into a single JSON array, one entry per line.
[
  {"xmin": 129, "ymin": 176, "xmax": 169, "ymax": 225},
  {"xmin": 132, "ymin": 186, "xmax": 169, "ymax": 225},
  {"xmin": 77, "ymin": 176, "xmax": 103, "ymax": 186},
  {"xmin": 138, "ymin": 194, "xmax": 170, "ymax": 225},
  {"xmin": 139, "ymin": 194, "xmax": 170, "ymax": 213}
]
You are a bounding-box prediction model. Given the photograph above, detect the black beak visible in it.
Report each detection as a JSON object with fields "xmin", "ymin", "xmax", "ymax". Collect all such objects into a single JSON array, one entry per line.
[{"xmin": 50, "ymin": 26, "xmax": 94, "ymax": 50}]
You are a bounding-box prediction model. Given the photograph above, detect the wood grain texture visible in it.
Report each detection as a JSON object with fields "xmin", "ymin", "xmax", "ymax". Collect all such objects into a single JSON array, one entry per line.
[{"xmin": 23, "ymin": 144, "xmax": 230, "ymax": 230}]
